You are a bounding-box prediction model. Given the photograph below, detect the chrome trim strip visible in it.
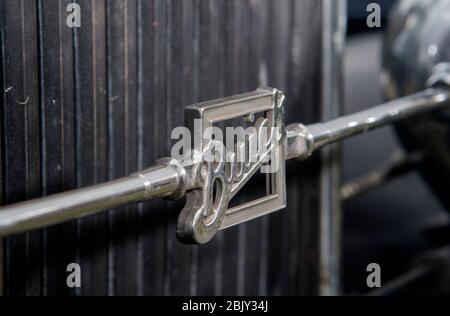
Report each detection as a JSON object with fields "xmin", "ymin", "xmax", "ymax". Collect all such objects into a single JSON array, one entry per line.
[{"xmin": 319, "ymin": 0, "xmax": 346, "ymax": 296}]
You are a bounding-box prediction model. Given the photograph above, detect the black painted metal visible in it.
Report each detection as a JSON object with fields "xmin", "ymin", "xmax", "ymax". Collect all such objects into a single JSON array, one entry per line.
[{"xmin": 0, "ymin": 0, "xmax": 324, "ymax": 295}]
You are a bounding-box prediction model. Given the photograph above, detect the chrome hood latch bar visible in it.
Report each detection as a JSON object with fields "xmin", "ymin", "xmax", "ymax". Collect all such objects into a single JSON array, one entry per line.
[{"xmin": 0, "ymin": 86, "xmax": 449, "ymax": 244}]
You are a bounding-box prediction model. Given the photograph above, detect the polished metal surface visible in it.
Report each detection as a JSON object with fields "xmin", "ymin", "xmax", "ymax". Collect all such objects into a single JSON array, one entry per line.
[
  {"xmin": 2, "ymin": 0, "xmax": 450, "ymax": 242},
  {"xmin": 319, "ymin": 0, "xmax": 346, "ymax": 296},
  {"xmin": 286, "ymin": 87, "xmax": 450, "ymax": 160},
  {"xmin": 0, "ymin": 84, "xmax": 448, "ymax": 242},
  {"xmin": 177, "ymin": 88, "xmax": 287, "ymax": 244},
  {"xmin": 0, "ymin": 161, "xmax": 183, "ymax": 237}
]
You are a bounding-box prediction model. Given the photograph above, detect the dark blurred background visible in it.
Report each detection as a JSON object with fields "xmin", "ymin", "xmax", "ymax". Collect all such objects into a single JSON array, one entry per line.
[
  {"xmin": 342, "ymin": 0, "xmax": 450, "ymax": 295},
  {"xmin": 347, "ymin": 0, "xmax": 395, "ymax": 34}
]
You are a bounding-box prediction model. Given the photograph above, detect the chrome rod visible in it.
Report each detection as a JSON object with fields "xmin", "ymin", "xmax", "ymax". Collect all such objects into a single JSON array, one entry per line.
[
  {"xmin": 0, "ymin": 162, "xmax": 185, "ymax": 237},
  {"xmin": 0, "ymin": 87, "xmax": 449, "ymax": 238},
  {"xmin": 286, "ymin": 87, "xmax": 450, "ymax": 160},
  {"xmin": 310, "ymin": 88, "xmax": 449, "ymax": 149}
]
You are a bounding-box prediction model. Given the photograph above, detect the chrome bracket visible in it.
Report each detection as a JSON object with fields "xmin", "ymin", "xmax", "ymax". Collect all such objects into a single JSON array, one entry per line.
[{"xmin": 176, "ymin": 88, "xmax": 287, "ymax": 244}]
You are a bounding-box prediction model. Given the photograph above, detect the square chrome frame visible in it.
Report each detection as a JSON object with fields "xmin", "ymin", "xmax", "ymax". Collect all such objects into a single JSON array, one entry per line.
[{"xmin": 185, "ymin": 87, "xmax": 286, "ymax": 229}]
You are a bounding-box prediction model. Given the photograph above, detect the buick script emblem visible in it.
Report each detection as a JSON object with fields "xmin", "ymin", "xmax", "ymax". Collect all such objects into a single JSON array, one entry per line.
[{"xmin": 176, "ymin": 88, "xmax": 287, "ymax": 244}]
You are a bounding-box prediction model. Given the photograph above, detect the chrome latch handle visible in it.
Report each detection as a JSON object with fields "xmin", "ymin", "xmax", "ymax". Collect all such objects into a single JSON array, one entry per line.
[
  {"xmin": 0, "ymin": 86, "xmax": 449, "ymax": 244},
  {"xmin": 176, "ymin": 88, "xmax": 287, "ymax": 244}
]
